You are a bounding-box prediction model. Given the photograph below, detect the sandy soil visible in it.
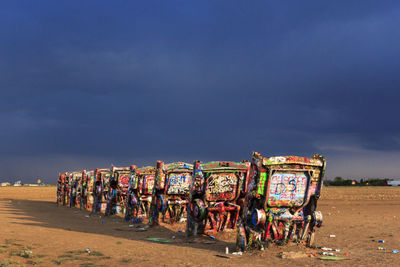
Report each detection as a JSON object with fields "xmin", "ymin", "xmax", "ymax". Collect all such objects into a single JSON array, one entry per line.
[{"xmin": 0, "ymin": 186, "xmax": 399, "ymax": 266}]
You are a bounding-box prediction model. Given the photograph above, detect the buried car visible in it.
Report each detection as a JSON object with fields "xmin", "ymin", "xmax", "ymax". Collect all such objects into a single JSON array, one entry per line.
[
  {"xmin": 105, "ymin": 166, "xmax": 131, "ymax": 216},
  {"xmin": 57, "ymin": 173, "xmax": 67, "ymax": 205},
  {"xmin": 91, "ymin": 168, "xmax": 111, "ymax": 213},
  {"xmin": 73, "ymin": 171, "xmax": 83, "ymax": 209},
  {"xmin": 65, "ymin": 171, "xmax": 82, "ymax": 208},
  {"xmin": 82, "ymin": 170, "xmax": 95, "ymax": 211},
  {"xmin": 236, "ymin": 152, "xmax": 326, "ymax": 251},
  {"xmin": 133, "ymin": 166, "xmax": 156, "ymax": 218},
  {"xmin": 63, "ymin": 172, "xmax": 71, "ymax": 206},
  {"xmin": 150, "ymin": 161, "xmax": 193, "ymax": 225},
  {"xmin": 187, "ymin": 160, "xmax": 251, "ymax": 236},
  {"xmin": 125, "ymin": 165, "xmax": 142, "ymax": 221}
]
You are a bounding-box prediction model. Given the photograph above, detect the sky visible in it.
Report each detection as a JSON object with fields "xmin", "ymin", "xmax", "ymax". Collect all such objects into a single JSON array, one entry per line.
[{"xmin": 1, "ymin": 1, "xmax": 400, "ymax": 183}]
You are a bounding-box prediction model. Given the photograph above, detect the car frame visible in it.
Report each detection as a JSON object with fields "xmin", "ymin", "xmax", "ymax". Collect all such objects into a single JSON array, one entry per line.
[
  {"xmin": 150, "ymin": 161, "xmax": 193, "ymax": 225},
  {"xmin": 236, "ymin": 152, "xmax": 326, "ymax": 251},
  {"xmin": 187, "ymin": 160, "xmax": 251, "ymax": 236}
]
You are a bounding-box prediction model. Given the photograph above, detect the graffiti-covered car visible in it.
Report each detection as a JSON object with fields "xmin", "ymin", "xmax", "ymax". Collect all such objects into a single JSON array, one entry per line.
[
  {"xmin": 73, "ymin": 171, "xmax": 83, "ymax": 209},
  {"xmin": 57, "ymin": 173, "xmax": 67, "ymax": 205},
  {"xmin": 57, "ymin": 173, "xmax": 65, "ymax": 205},
  {"xmin": 151, "ymin": 161, "xmax": 193, "ymax": 225},
  {"xmin": 105, "ymin": 166, "xmax": 131, "ymax": 216},
  {"xmin": 66, "ymin": 171, "xmax": 82, "ymax": 208},
  {"xmin": 134, "ymin": 166, "xmax": 156, "ymax": 218},
  {"xmin": 187, "ymin": 161, "xmax": 251, "ymax": 236},
  {"xmin": 81, "ymin": 170, "xmax": 94, "ymax": 211},
  {"xmin": 125, "ymin": 165, "xmax": 139, "ymax": 221},
  {"xmin": 83, "ymin": 170, "xmax": 96, "ymax": 211},
  {"xmin": 64, "ymin": 172, "xmax": 72, "ymax": 206},
  {"xmin": 236, "ymin": 152, "xmax": 326, "ymax": 251},
  {"xmin": 92, "ymin": 168, "xmax": 111, "ymax": 213}
]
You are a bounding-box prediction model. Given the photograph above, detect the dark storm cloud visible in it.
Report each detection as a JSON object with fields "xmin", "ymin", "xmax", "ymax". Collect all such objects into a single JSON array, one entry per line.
[{"xmin": 1, "ymin": 1, "xmax": 400, "ymax": 182}]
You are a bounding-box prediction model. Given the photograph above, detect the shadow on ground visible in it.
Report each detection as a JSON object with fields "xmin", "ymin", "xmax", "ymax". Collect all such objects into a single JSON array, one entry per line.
[{"xmin": 0, "ymin": 198, "xmax": 235, "ymax": 254}]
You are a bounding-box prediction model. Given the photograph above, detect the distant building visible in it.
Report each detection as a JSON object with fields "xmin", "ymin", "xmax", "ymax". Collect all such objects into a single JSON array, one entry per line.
[
  {"xmin": 1, "ymin": 182, "xmax": 11, "ymax": 187},
  {"xmin": 13, "ymin": 180, "xmax": 22, "ymax": 186},
  {"xmin": 387, "ymin": 180, "xmax": 400, "ymax": 186}
]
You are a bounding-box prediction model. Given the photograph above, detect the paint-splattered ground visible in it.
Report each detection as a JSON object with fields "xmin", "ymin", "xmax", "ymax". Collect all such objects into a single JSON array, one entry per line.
[{"xmin": 0, "ymin": 186, "xmax": 399, "ymax": 266}]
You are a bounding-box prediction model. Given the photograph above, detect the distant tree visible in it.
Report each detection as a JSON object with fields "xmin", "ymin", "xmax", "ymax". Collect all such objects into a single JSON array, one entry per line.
[
  {"xmin": 325, "ymin": 177, "xmax": 388, "ymax": 186},
  {"xmin": 334, "ymin": 176, "xmax": 343, "ymax": 183}
]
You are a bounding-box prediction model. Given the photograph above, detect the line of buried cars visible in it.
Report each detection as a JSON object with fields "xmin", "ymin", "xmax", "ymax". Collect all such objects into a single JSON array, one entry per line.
[{"xmin": 57, "ymin": 152, "xmax": 326, "ymax": 251}]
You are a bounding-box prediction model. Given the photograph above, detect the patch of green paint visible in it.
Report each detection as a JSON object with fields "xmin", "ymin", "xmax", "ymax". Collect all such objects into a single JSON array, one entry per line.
[
  {"xmin": 145, "ymin": 238, "xmax": 171, "ymax": 243},
  {"xmin": 257, "ymin": 172, "xmax": 267, "ymax": 195}
]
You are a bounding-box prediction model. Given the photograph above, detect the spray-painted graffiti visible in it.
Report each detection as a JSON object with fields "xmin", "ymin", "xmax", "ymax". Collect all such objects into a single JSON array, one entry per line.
[
  {"xmin": 167, "ymin": 172, "xmax": 192, "ymax": 194},
  {"xmin": 142, "ymin": 174, "xmax": 155, "ymax": 195},
  {"xmin": 268, "ymin": 172, "xmax": 308, "ymax": 205},
  {"xmin": 207, "ymin": 173, "xmax": 237, "ymax": 195},
  {"xmin": 102, "ymin": 173, "xmax": 111, "ymax": 192},
  {"xmin": 119, "ymin": 174, "xmax": 130, "ymax": 191}
]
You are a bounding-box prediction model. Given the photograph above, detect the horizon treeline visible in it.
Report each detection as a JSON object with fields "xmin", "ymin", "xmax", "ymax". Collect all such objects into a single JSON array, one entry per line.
[{"xmin": 324, "ymin": 177, "xmax": 391, "ymax": 186}]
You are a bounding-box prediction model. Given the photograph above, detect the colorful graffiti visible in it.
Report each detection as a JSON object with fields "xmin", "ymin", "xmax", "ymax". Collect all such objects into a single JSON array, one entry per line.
[
  {"xmin": 142, "ymin": 174, "xmax": 154, "ymax": 195},
  {"xmin": 237, "ymin": 152, "xmax": 326, "ymax": 252},
  {"xmin": 119, "ymin": 174, "xmax": 130, "ymax": 188},
  {"xmin": 56, "ymin": 153, "xmax": 326, "ymax": 253},
  {"xmin": 150, "ymin": 162, "xmax": 194, "ymax": 225},
  {"xmin": 166, "ymin": 172, "xmax": 191, "ymax": 194},
  {"xmin": 206, "ymin": 173, "xmax": 238, "ymax": 201},
  {"xmin": 207, "ymin": 173, "xmax": 237, "ymax": 194},
  {"xmin": 187, "ymin": 161, "xmax": 251, "ymax": 236},
  {"xmin": 267, "ymin": 172, "xmax": 308, "ymax": 206}
]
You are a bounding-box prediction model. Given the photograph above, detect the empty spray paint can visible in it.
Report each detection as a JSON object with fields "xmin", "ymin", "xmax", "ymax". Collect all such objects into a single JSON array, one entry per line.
[{"xmin": 322, "ymin": 252, "xmax": 334, "ymax": 256}]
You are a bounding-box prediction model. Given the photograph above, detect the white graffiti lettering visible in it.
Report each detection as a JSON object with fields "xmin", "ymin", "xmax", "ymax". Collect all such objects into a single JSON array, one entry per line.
[
  {"xmin": 207, "ymin": 173, "xmax": 237, "ymax": 194},
  {"xmin": 167, "ymin": 173, "xmax": 192, "ymax": 194}
]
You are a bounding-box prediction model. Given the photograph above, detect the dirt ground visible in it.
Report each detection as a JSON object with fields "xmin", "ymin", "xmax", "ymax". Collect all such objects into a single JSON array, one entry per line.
[{"xmin": 0, "ymin": 186, "xmax": 399, "ymax": 266}]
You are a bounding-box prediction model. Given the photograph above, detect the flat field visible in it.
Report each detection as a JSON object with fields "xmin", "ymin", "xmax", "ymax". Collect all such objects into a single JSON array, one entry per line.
[{"xmin": 1, "ymin": 186, "xmax": 399, "ymax": 266}]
